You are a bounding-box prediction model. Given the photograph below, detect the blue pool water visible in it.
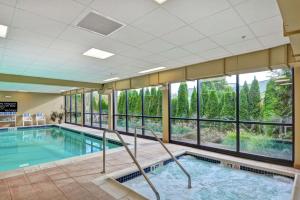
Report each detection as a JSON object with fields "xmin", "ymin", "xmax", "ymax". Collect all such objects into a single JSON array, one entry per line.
[
  {"xmin": 123, "ymin": 155, "xmax": 293, "ymax": 200},
  {"xmin": 0, "ymin": 126, "xmax": 121, "ymax": 172}
]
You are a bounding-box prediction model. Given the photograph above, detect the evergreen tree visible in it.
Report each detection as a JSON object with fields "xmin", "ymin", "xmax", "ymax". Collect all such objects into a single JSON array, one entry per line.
[
  {"xmin": 249, "ymin": 77, "xmax": 261, "ymax": 121},
  {"xmin": 136, "ymin": 89, "xmax": 143, "ymax": 115},
  {"xmin": 176, "ymin": 82, "xmax": 189, "ymax": 117},
  {"xmin": 171, "ymin": 97, "xmax": 178, "ymax": 117},
  {"xmin": 144, "ymin": 88, "xmax": 151, "ymax": 115},
  {"xmin": 200, "ymin": 83, "xmax": 209, "ymax": 117},
  {"xmin": 117, "ymin": 91, "xmax": 126, "ymax": 114},
  {"xmin": 190, "ymin": 87, "xmax": 197, "ymax": 118},
  {"xmin": 263, "ymin": 79, "xmax": 277, "ymax": 121},
  {"xmin": 149, "ymin": 87, "xmax": 157, "ymax": 116},
  {"xmin": 206, "ymin": 90, "xmax": 219, "ymax": 119},
  {"xmin": 101, "ymin": 96, "xmax": 108, "ymax": 113},
  {"xmin": 220, "ymin": 87, "xmax": 236, "ymax": 119},
  {"xmin": 240, "ymin": 81, "xmax": 250, "ymax": 120},
  {"xmin": 157, "ymin": 88, "xmax": 163, "ymax": 116}
]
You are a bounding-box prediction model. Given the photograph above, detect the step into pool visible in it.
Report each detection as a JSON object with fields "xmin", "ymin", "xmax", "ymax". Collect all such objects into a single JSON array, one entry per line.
[
  {"xmin": 121, "ymin": 155, "xmax": 293, "ymax": 200},
  {"xmin": 0, "ymin": 126, "xmax": 122, "ymax": 172}
]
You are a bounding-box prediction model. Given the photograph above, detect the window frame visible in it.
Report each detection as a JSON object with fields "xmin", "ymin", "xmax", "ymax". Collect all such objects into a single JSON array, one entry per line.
[{"xmin": 168, "ymin": 70, "xmax": 294, "ymax": 166}]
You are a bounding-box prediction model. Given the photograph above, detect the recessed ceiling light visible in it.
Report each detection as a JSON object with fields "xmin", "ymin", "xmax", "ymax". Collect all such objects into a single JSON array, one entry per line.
[
  {"xmin": 154, "ymin": 0, "xmax": 168, "ymax": 4},
  {"xmin": 0, "ymin": 24, "xmax": 8, "ymax": 38},
  {"xmin": 139, "ymin": 67, "xmax": 166, "ymax": 74},
  {"xmin": 103, "ymin": 77, "xmax": 119, "ymax": 82},
  {"xmin": 83, "ymin": 48, "xmax": 114, "ymax": 59}
]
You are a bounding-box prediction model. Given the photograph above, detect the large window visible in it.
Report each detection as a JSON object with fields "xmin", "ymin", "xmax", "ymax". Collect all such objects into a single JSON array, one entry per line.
[
  {"xmin": 75, "ymin": 94, "xmax": 82, "ymax": 125},
  {"xmin": 170, "ymin": 69, "xmax": 294, "ymax": 164},
  {"xmin": 114, "ymin": 86, "xmax": 163, "ymax": 137},
  {"xmin": 65, "ymin": 95, "xmax": 70, "ymax": 123}
]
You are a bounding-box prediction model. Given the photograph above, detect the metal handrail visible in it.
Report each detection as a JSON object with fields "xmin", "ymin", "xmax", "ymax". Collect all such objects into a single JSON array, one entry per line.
[
  {"xmin": 135, "ymin": 126, "xmax": 192, "ymax": 189},
  {"xmin": 101, "ymin": 129, "xmax": 160, "ymax": 200}
]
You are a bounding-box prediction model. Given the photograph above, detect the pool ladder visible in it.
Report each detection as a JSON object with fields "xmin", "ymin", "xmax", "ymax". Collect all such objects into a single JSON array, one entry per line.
[{"xmin": 101, "ymin": 126, "xmax": 192, "ymax": 200}]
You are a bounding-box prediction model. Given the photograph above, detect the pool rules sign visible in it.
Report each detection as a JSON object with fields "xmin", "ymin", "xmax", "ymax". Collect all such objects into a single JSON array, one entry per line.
[{"xmin": 0, "ymin": 102, "xmax": 18, "ymax": 112}]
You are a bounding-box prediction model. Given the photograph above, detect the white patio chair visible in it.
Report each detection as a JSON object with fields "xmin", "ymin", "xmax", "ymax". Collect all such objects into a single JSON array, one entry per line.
[
  {"xmin": 22, "ymin": 113, "xmax": 33, "ymax": 126},
  {"xmin": 36, "ymin": 112, "xmax": 46, "ymax": 125}
]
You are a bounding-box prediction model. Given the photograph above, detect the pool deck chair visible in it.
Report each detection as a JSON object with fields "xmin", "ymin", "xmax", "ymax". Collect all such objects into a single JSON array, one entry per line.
[
  {"xmin": 36, "ymin": 112, "xmax": 46, "ymax": 125},
  {"xmin": 22, "ymin": 113, "xmax": 33, "ymax": 126}
]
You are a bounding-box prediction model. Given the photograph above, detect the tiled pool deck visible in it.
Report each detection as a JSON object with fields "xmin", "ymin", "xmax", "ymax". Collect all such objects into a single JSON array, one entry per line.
[{"xmin": 1, "ymin": 124, "xmax": 300, "ymax": 200}]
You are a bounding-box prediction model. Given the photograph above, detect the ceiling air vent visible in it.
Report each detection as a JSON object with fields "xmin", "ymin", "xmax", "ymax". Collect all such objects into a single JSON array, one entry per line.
[{"xmin": 77, "ymin": 12, "xmax": 123, "ymax": 36}]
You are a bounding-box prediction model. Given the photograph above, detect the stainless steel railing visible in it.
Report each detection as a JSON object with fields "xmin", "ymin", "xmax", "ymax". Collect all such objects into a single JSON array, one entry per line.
[
  {"xmin": 101, "ymin": 129, "xmax": 160, "ymax": 200},
  {"xmin": 135, "ymin": 126, "xmax": 192, "ymax": 189}
]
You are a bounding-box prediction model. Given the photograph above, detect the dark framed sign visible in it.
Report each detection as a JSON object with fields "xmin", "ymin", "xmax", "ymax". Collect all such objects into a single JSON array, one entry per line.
[{"xmin": 0, "ymin": 102, "xmax": 18, "ymax": 112}]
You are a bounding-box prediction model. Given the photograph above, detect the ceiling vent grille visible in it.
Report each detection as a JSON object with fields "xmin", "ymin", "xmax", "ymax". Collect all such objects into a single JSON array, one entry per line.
[{"xmin": 77, "ymin": 12, "xmax": 123, "ymax": 36}]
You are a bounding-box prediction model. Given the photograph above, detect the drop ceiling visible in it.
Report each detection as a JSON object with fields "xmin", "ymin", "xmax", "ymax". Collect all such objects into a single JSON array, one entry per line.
[{"xmin": 0, "ymin": 0, "xmax": 290, "ymax": 84}]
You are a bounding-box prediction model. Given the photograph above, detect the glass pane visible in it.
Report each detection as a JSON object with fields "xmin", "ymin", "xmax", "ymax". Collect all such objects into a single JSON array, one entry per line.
[
  {"xmin": 66, "ymin": 112, "xmax": 70, "ymax": 123},
  {"xmin": 101, "ymin": 115, "xmax": 108, "ymax": 129},
  {"xmin": 200, "ymin": 121, "xmax": 236, "ymax": 151},
  {"xmin": 170, "ymin": 81, "xmax": 197, "ymax": 118},
  {"xmin": 144, "ymin": 117, "xmax": 162, "ymax": 137},
  {"xmin": 92, "ymin": 91, "xmax": 100, "ymax": 114},
  {"xmin": 115, "ymin": 116, "xmax": 126, "ymax": 132},
  {"xmin": 71, "ymin": 95, "xmax": 76, "ymax": 112},
  {"xmin": 101, "ymin": 95, "xmax": 109, "ymax": 114},
  {"xmin": 171, "ymin": 119, "xmax": 197, "ymax": 144},
  {"xmin": 65, "ymin": 96, "xmax": 70, "ymax": 112},
  {"xmin": 84, "ymin": 93, "xmax": 91, "ymax": 113},
  {"xmin": 240, "ymin": 123, "xmax": 292, "ymax": 160},
  {"xmin": 128, "ymin": 89, "xmax": 142, "ymax": 116},
  {"xmin": 144, "ymin": 86, "xmax": 162, "ymax": 117},
  {"xmin": 76, "ymin": 94, "xmax": 82, "ymax": 113},
  {"xmin": 128, "ymin": 117, "xmax": 142, "ymax": 134},
  {"xmin": 76, "ymin": 112, "xmax": 81, "ymax": 125},
  {"xmin": 200, "ymin": 75, "xmax": 236, "ymax": 120},
  {"xmin": 239, "ymin": 69, "xmax": 293, "ymax": 123},
  {"xmin": 84, "ymin": 114, "xmax": 91, "ymax": 126},
  {"xmin": 115, "ymin": 91, "xmax": 126, "ymax": 115},
  {"xmin": 92, "ymin": 114, "xmax": 100, "ymax": 128},
  {"xmin": 71, "ymin": 113, "xmax": 76, "ymax": 123}
]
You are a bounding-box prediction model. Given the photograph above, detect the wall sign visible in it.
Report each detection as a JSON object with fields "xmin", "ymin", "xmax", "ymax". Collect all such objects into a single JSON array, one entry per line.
[{"xmin": 0, "ymin": 102, "xmax": 18, "ymax": 112}]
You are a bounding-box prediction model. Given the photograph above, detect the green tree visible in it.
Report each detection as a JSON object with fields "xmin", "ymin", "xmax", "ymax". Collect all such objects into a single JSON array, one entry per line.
[
  {"xmin": 171, "ymin": 97, "xmax": 178, "ymax": 117},
  {"xmin": 149, "ymin": 87, "xmax": 158, "ymax": 116},
  {"xmin": 240, "ymin": 81, "xmax": 250, "ymax": 120},
  {"xmin": 176, "ymin": 82, "xmax": 189, "ymax": 117},
  {"xmin": 220, "ymin": 87, "xmax": 236, "ymax": 119},
  {"xmin": 200, "ymin": 83, "xmax": 209, "ymax": 117},
  {"xmin": 101, "ymin": 95, "xmax": 108, "ymax": 113},
  {"xmin": 117, "ymin": 91, "xmax": 126, "ymax": 114},
  {"xmin": 190, "ymin": 87, "xmax": 197, "ymax": 118},
  {"xmin": 263, "ymin": 79, "xmax": 277, "ymax": 121},
  {"xmin": 249, "ymin": 77, "xmax": 261, "ymax": 121},
  {"xmin": 206, "ymin": 90, "xmax": 219, "ymax": 119},
  {"xmin": 157, "ymin": 88, "xmax": 163, "ymax": 116},
  {"xmin": 144, "ymin": 88, "xmax": 151, "ymax": 115}
]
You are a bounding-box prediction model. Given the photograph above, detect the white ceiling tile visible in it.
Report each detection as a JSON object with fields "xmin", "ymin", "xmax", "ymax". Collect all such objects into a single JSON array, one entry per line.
[
  {"xmin": 91, "ymin": 0, "xmax": 158, "ymax": 23},
  {"xmin": 161, "ymin": 25, "xmax": 205, "ymax": 46},
  {"xmin": 227, "ymin": 0, "xmax": 247, "ymax": 5},
  {"xmin": 110, "ymin": 25, "xmax": 154, "ymax": 46},
  {"xmin": 12, "ymin": 9, "xmax": 67, "ymax": 37},
  {"xmin": 162, "ymin": 0, "xmax": 230, "ymax": 23},
  {"xmin": 192, "ymin": 8, "xmax": 244, "ymax": 36},
  {"xmin": 0, "ymin": 37, "xmax": 6, "ymax": 48},
  {"xmin": 49, "ymin": 39, "xmax": 88, "ymax": 54},
  {"xmin": 182, "ymin": 38, "xmax": 218, "ymax": 53},
  {"xmin": 118, "ymin": 46, "xmax": 152, "ymax": 59},
  {"xmin": 199, "ymin": 47, "xmax": 232, "ymax": 60},
  {"xmin": 7, "ymin": 27, "xmax": 54, "ymax": 47},
  {"xmin": 74, "ymin": 0, "xmax": 93, "ymax": 6},
  {"xmin": 249, "ymin": 16, "xmax": 283, "ymax": 37},
  {"xmin": 160, "ymin": 47, "xmax": 191, "ymax": 59},
  {"xmin": 139, "ymin": 54, "xmax": 169, "ymax": 64},
  {"xmin": 0, "ymin": 3, "xmax": 14, "ymax": 25},
  {"xmin": 258, "ymin": 32, "xmax": 290, "ymax": 48},
  {"xmin": 93, "ymin": 38, "xmax": 133, "ymax": 55},
  {"xmin": 133, "ymin": 8, "xmax": 185, "ymax": 37},
  {"xmin": 235, "ymin": 0, "xmax": 281, "ymax": 24},
  {"xmin": 177, "ymin": 54, "xmax": 205, "ymax": 65},
  {"xmin": 16, "ymin": 0, "xmax": 85, "ymax": 24},
  {"xmin": 139, "ymin": 38, "xmax": 174, "ymax": 53},
  {"xmin": 0, "ymin": 0, "xmax": 16, "ymax": 7},
  {"xmin": 210, "ymin": 26, "xmax": 255, "ymax": 46},
  {"xmin": 5, "ymin": 39, "xmax": 48, "ymax": 56},
  {"xmin": 159, "ymin": 60, "xmax": 184, "ymax": 69},
  {"xmin": 224, "ymin": 38, "xmax": 263, "ymax": 55},
  {"xmin": 58, "ymin": 26, "xmax": 104, "ymax": 46}
]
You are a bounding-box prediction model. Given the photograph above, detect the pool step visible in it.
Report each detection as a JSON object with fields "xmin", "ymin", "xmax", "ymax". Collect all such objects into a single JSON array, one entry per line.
[{"xmin": 93, "ymin": 177, "xmax": 148, "ymax": 200}]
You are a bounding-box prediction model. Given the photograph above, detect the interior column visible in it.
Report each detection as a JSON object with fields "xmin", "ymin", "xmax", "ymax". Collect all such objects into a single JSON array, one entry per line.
[
  {"xmin": 162, "ymin": 84, "xmax": 169, "ymax": 143},
  {"xmin": 294, "ymin": 67, "xmax": 300, "ymax": 168}
]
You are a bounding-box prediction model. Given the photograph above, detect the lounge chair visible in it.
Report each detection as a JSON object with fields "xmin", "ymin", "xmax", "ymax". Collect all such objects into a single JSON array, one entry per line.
[
  {"xmin": 36, "ymin": 112, "xmax": 46, "ymax": 125},
  {"xmin": 22, "ymin": 113, "xmax": 33, "ymax": 126}
]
